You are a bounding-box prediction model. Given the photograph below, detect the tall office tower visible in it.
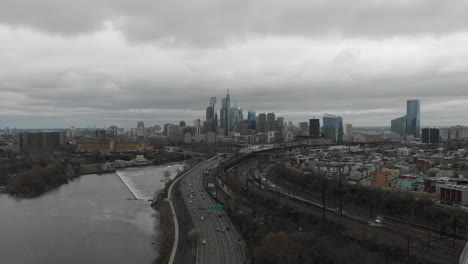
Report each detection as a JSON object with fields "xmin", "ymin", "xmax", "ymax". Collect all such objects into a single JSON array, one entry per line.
[
  {"xmin": 220, "ymin": 90, "xmax": 230, "ymax": 136},
  {"xmin": 299, "ymin": 122, "xmax": 309, "ymax": 136},
  {"xmin": 210, "ymin": 97, "xmax": 216, "ymax": 109},
  {"xmin": 323, "ymin": 114, "xmax": 343, "ymax": 143},
  {"xmin": 163, "ymin": 123, "xmax": 171, "ymax": 136},
  {"xmin": 406, "ymin": 99, "xmax": 420, "ymax": 137},
  {"xmin": 391, "ymin": 115, "xmax": 407, "ymax": 136},
  {"xmin": 256, "ymin": 113, "xmax": 267, "ymax": 133},
  {"xmin": 206, "ymin": 106, "xmax": 214, "ymax": 121},
  {"xmin": 422, "ymin": 128, "xmax": 440, "ymax": 144},
  {"xmin": 136, "ymin": 121, "xmax": 145, "ymax": 137},
  {"xmin": 193, "ymin": 119, "xmax": 201, "ymax": 128},
  {"xmin": 345, "ymin": 123, "xmax": 353, "ymax": 141},
  {"xmin": 247, "ymin": 110, "xmax": 256, "ymax": 130},
  {"xmin": 179, "ymin": 121, "xmax": 186, "ymax": 127},
  {"xmin": 228, "ymin": 106, "xmax": 243, "ymax": 132},
  {"xmin": 309, "ymin": 119, "xmax": 320, "ymax": 138},
  {"xmin": 276, "ymin": 117, "xmax": 284, "ymax": 127},
  {"xmin": 266, "ymin": 113, "xmax": 276, "ymax": 131}
]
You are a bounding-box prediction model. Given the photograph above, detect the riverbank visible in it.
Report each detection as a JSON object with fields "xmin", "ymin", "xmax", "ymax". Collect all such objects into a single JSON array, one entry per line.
[
  {"xmin": 152, "ymin": 196, "xmax": 175, "ymax": 264},
  {"xmin": 151, "ymin": 158, "xmax": 202, "ymax": 264}
]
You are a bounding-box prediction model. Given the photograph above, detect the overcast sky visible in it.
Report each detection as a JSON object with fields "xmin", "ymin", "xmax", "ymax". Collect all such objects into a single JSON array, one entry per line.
[{"xmin": 1, "ymin": 0, "xmax": 468, "ymax": 128}]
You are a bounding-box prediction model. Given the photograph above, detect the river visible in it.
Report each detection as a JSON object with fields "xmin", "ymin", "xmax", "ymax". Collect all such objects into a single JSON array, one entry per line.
[{"xmin": 0, "ymin": 163, "xmax": 185, "ymax": 264}]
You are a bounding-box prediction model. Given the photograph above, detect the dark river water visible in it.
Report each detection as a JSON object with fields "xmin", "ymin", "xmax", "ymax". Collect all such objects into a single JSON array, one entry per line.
[{"xmin": 0, "ymin": 163, "xmax": 185, "ymax": 264}]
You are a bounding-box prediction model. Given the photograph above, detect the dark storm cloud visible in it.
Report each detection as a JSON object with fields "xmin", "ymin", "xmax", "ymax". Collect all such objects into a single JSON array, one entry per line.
[{"xmin": 1, "ymin": 1, "xmax": 468, "ymax": 128}]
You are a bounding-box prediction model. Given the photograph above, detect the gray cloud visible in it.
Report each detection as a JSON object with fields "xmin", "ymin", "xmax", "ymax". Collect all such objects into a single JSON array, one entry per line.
[
  {"xmin": 2, "ymin": 1, "xmax": 468, "ymax": 45},
  {"xmin": 1, "ymin": 1, "xmax": 468, "ymax": 128}
]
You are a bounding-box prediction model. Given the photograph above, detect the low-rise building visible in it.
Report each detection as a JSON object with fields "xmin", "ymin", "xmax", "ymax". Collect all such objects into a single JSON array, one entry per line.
[
  {"xmin": 371, "ymin": 169, "xmax": 400, "ymax": 187},
  {"xmin": 77, "ymin": 140, "xmax": 152, "ymax": 152},
  {"xmin": 439, "ymin": 184, "xmax": 468, "ymax": 206}
]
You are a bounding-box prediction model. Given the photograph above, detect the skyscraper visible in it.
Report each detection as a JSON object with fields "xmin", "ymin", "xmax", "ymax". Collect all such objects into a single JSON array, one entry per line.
[
  {"xmin": 220, "ymin": 90, "xmax": 230, "ymax": 136},
  {"xmin": 299, "ymin": 122, "xmax": 309, "ymax": 136},
  {"xmin": 391, "ymin": 115, "xmax": 407, "ymax": 136},
  {"xmin": 345, "ymin": 123, "xmax": 353, "ymax": 141},
  {"xmin": 228, "ymin": 106, "xmax": 243, "ymax": 132},
  {"xmin": 309, "ymin": 119, "xmax": 320, "ymax": 138},
  {"xmin": 256, "ymin": 113, "xmax": 267, "ymax": 133},
  {"xmin": 406, "ymin": 99, "xmax": 420, "ymax": 137},
  {"xmin": 276, "ymin": 117, "xmax": 284, "ymax": 127},
  {"xmin": 266, "ymin": 113, "xmax": 276, "ymax": 131},
  {"xmin": 323, "ymin": 114, "xmax": 343, "ymax": 143},
  {"xmin": 206, "ymin": 106, "xmax": 214, "ymax": 121},
  {"xmin": 247, "ymin": 110, "xmax": 256, "ymax": 130}
]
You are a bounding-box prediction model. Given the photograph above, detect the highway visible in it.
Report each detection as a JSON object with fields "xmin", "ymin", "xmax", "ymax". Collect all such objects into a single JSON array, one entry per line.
[{"xmin": 177, "ymin": 157, "xmax": 246, "ymax": 264}]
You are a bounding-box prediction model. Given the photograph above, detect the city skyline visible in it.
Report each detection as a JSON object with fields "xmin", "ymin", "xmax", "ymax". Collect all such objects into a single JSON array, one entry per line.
[
  {"xmin": 2, "ymin": 93, "xmax": 468, "ymax": 129},
  {"xmin": 2, "ymin": 2, "xmax": 468, "ymax": 128}
]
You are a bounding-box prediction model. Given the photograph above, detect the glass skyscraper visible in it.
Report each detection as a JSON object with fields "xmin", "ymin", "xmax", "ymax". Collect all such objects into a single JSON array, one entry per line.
[
  {"xmin": 220, "ymin": 90, "xmax": 230, "ymax": 136},
  {"xmin": 391, "ymin": 115, "xmax": 407, "ymax": 136},
  {"xmin": 247, "ymin": 111, "xmax": 256, "ymax": 130},
  {"xmin": 406, "ymin": 99, "xmax": 420, "ymax": 137},
  {"xmin": 323, "ymin": 114, "xmax": 343, "ymax": 143}
]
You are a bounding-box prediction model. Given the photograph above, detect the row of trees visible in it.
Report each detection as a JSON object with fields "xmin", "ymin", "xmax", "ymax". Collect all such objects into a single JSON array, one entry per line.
[
  {"xmin": 6, "ymin": 160, "xmax": 81, "ymax": 197},
  {"xmin": 226, "ymin": 171, "xmax": 432, "ymax": 263},
  {"xmin": 267, "ymin": 163, "xmax": 468, "ymax": 230}
]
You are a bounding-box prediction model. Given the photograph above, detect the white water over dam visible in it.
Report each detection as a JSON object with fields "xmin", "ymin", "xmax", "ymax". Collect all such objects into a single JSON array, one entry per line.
[
  {"xmin": 115, "ymin": 163, "xmax": 186, "ymax": 201},
  {"xmin": 115, "ymin": 171, "xmax": 143, "ymax": 199}
]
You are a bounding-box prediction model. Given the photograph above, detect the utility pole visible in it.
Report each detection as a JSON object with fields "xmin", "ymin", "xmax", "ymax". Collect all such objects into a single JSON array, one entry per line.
[
  {"xmin": 428, "ymin": 232, "xmax": 430, "ymax": 251},
  {"xmin": 453, "ymin": 218, "xmax": 456, "ymax": 248},
  {"xmin": 322, "ymin": 172, "xmax": 326, "ymax": 220},
  {"xmin": 339, "ymin": 167, "xmax": 343, "ymax": 220},
  {"xmin": 407, "ymin": 235, "xmax": 410, "ymax": 256}
]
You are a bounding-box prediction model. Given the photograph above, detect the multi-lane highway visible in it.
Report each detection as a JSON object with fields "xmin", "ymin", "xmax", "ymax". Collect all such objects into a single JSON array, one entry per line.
[{"xmin": 177, "ymin": 157, "xmax": 246, "ymax": 264}]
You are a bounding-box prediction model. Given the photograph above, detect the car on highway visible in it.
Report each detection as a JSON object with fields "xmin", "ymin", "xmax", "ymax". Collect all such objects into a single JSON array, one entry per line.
[
  {"xmin": 368, "ymin": 219, "xmax": 383, "ymax": 227},
  {"xmin": 201, "ymin": 216, "xmax": 205, "ymax": 221},
  {"xmin": 202, "ymin": 239, "xmax": 206, "ymax": 244}
]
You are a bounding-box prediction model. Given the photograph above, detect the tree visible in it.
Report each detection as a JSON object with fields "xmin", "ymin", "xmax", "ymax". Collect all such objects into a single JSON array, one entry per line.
[
  {"xmin": 255, "ymin": 231, "xmax": 303, "ymax": 264},
  {"xmin": 163, "ymin": 170, "xmax": 171, "ymax": 181}
]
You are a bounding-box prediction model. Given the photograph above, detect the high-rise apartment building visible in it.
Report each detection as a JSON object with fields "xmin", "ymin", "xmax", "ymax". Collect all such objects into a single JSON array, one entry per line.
[
  {"xmin": 345, "ymin": 123, "xmax": 353, "ymax": 141},
  {"xmin": 323, "ymin": 114, "xmax": 343, "ymax": 143},
  {"xmin": 19, "ymin": 131, "xmax": 66, "ymax": 152},
  {"xmin": 406, "ymin": 99, "xmax": 420, "ymax": 137},
  {"xmin": 256, "ymin": 113, "xmax": 267, "ymax": 133},
  {"xmin": 266, "ymin": 113, "xmax": 276, "ymax": 131},
  {"xmin": 299, "ymin": 122, "xmax": 309, "ymax": 136},
  {"xmin": 309, "ymin": 119, "xmax": 320, "ymax": 138},
  {"xmin": 422, "ymin": 128, "xmax": 440, "ymax": 144}
]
